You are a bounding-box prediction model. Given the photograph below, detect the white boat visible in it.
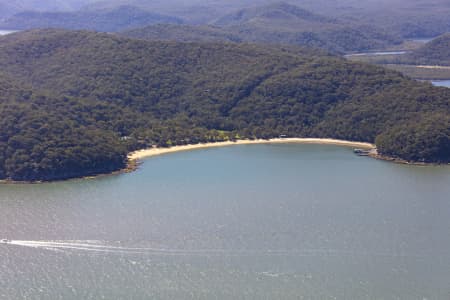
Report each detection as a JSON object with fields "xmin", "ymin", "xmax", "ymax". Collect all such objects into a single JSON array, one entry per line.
[{"xmin": 1, "ymin": 239, "xmax": 10, "ymax": 244}]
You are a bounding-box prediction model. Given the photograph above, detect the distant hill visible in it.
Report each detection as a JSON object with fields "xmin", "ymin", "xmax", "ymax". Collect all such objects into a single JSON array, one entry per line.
[
  {"xmin": 64, "ymin": 0, "xmax": 450, "ymax": 38},
  {"xmin": 359, "ymin": 33, "xmax": 450, "ymax": 75},
  {"xmin": 121, "ymin": 2, "xmax": 401, "ymax": 53},
  {"xmin": 79, "ymin": 0, "xmax": 271, "ymax": 24},
  {"xmin": 214, "ymin": 2, "xmax": 401, "ymax": 53},
  {"xmin": 0, "ymin": 29, "xmax": 448, "ymax": 180},
  {"xmin": 401, "ymin": 33, "xmax": 450, "ymax": 66},
  {"xmin": 213, "ymin": 2, "xmax": 335, "ymax": 27},
  {"xmin": 4, "ymin": 1, "xmax": 450, "ymax": 52},
  {"xmin": 122, "ymin": 24, "xmax": 242, "ymax": 43},
  {"xmin": 0, "ymin": 5, "xmax": 183, "ymax": 32},
  {"xmin": 99, "ymin": 0, "xmax": 450, "ymax": 37},
  {"xmin": 361, "ymin": 1, "xmax": 450, "ymax": 39},
  {"xmin": 1, "ymin": 1, "xmax": 403, "ymax": 52}
]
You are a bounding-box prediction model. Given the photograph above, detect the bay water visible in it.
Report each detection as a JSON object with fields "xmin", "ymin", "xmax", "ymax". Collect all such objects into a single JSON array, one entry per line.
[{"xmin": 1, "ymin": 144, "xmax": 449, "ymax": 299}]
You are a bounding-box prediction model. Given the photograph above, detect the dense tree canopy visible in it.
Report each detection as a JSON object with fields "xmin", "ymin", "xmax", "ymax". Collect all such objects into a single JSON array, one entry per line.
[
  {"xmin": 0, "ymin": 73, "xmax": 128, "ymax": 181},
  {"xmin": 0, "ymin": 29, "xmax": 448, "ymax": 181},
  {"xmin": 121, "ymin": 2, "xmax": 402, "ymax": 53},
  {"xmin": 376, "ymin": 114, "xmax": 450, "ymax": 163}
]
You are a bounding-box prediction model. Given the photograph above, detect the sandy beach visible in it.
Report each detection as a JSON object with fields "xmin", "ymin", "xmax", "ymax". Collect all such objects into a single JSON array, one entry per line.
[
  {"xmin": 128, "ymin": 138, "xmax": 375, "ymax": 161},
  {"xmin": 416, "ymin": 65, "xmax": 450, "ymax": 70}
]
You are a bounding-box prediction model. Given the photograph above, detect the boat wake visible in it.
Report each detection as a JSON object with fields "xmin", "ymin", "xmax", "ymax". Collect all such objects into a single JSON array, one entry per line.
[
  {"xmin": 2, "ymin": 240, "xmax": 435, "ymax": 258},
  {"xmin": 9, "ymin": 240, "xmax": 142, "ymax": 254},
  {"xmin": 7, "ymin": 240, "xmax": 227, "ymax": 255},
  {"xmin": 6, "ymin": 240, "xmax": 324, "ymax": 256}
]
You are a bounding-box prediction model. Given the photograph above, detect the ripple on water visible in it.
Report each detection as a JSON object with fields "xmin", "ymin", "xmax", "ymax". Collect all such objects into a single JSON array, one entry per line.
[{"xmin": 0, "ymin": 144, "xmax": 449, "ymax": 299}]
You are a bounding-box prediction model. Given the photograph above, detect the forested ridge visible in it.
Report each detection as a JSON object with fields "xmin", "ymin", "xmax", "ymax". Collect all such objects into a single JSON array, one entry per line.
[
  {"xmin": 400, "ymin": 33, "xmax": 450, "ymax": 66},
  {"xmin": 0, "ymin": 29, "xmax": 448, "ymax": 181},
  {"xmin": 120, "ymin": 2, "xmax": 401, "ymax": 53},
  {"xmin": 369, "ymin": 33, "xmax": 450, "ymax": 67},
  {"xmin": 122, "ymin": 24, "xmax": 243, "ymax": 44},
  {"xmin": 0, "ymin": 2, "xmax": 402, "ymax": 53}
]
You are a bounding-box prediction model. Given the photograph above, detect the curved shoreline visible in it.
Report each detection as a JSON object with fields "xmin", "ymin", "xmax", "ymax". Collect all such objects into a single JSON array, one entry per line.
[
  {"xmin": 0, "ymin": 138, "xmax": 374, "ymax": 184},
  {"xmin": 4, "ymin": 138, "xmax": 448, "ymax": 184},
  {"xmin": 128, "ymin": 138, "xmax": 375, "ymax": 161}
]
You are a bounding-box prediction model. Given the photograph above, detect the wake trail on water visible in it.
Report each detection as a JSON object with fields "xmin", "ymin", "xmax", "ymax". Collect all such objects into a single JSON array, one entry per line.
[
  {"xmin": 5, "ymin": 240, "xmax": 433, "ymax": 258},
  {"xmin": 9, "ymin": 240, "xmax": 201, "ymax": 255}
]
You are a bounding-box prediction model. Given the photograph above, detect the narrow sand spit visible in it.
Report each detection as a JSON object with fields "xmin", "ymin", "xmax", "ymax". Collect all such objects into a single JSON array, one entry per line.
[
  {"xmin": 415, "ymin": 65, "xmax": 450, "ymax": 69},
  {"xmin": 128, "ymin": 138, "xmax": 375, "ymax": 161}
]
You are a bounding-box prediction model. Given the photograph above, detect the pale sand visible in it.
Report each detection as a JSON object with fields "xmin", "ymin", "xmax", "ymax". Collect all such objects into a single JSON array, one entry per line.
[
  {"xmin": 416, "ymin": 65, "xmax": 450, "ymax": 70},
  {"xmin": 128, "ymin": 138, "xmax": 375, "ymax": 161}
]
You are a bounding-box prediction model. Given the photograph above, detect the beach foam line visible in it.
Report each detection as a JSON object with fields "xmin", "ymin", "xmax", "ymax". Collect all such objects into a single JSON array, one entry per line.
[{"xmin": 128, "ymin": 138, "xmax": 375, "ymax": 161}]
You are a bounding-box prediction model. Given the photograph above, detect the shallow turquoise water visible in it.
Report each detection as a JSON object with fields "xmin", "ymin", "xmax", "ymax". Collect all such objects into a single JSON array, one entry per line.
[{"xmin": 1, "ymin": 144, "xmax": 449, "ymax": 299}]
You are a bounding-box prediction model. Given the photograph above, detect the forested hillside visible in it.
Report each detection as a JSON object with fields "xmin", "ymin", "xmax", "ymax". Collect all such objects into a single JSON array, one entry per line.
[
  {"xmin": 122, "ymin": 24, "xmax": 242, "ymax": 43},
  {"xmin": 121, "ymin": 2, "xmax": 401, "ymax": 53},
  {"xmin": 0, "ymin": 73, "xmax": 128, "ymax": 181},
  {"xmin": 81, "ymin": 0, "xmax": 450, "ymax": 37},
  {"xmin": 5, "ymin": 1, "xmax": 450, "ymax": 53},
  {"xmin": 0, "ymin": 29, "xmax": 448, "ymax": 180},
  {"xmin": 3, "ymin": 0, "xmax": 450, "ymax": 39},
  {"xmin": 400, "ymin": 33, "xmax": 450, "ymax": 66}
]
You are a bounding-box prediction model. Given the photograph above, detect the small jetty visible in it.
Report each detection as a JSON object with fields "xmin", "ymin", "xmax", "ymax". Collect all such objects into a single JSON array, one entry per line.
[{"xmin": 353, "ymin": 148, "xmax": 371, "ymax": 156}]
